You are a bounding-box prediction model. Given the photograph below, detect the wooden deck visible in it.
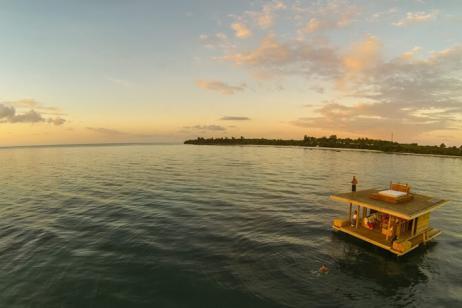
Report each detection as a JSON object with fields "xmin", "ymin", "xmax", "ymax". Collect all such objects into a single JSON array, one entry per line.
[
  {"xmin": 331, "ymin": 189, "xmax": 448, "ymax": 220},
  {"xmin": 332, "ymin": 223, "xmax": 441, "ymax": 256}
]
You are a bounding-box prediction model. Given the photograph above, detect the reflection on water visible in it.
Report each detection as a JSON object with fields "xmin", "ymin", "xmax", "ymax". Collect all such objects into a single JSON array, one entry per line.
[
  {"xmin": 330, "ymin": 232, "xmax": 431, "ymax": 303},
  {"xmin": 0, "ymin": 144, "xmax": 461, "ymax": 307}
]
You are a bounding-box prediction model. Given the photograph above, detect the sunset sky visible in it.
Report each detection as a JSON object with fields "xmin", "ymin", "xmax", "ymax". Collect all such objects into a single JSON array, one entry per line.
[{"xmin": 1, "ymin": 0, "xmax": 462, "ymax": 146}]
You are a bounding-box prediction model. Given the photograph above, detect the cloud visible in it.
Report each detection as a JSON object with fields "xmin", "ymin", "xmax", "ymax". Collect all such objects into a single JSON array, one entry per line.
[
  {"xmin": 252, "ymin": 0, "xmax": 286, "ymax": 29},
  {"xmin": 200, "ymin": 2, "xmax": 462, "ymax": 141},
  {"xmin": 219, "ymin": 35, "xmax": 290, "ymax": 65},
  {"xmin": 47, "ymin": 117, "xmax": 66, "ymax": 126},
  {"xmin": 368, "ymin": 7, "xmax": 398, "ymax": 22},
  {"xmin": 336, "ymin": 35, "xmax": 382, "ymax": 90},
  {"xmin": 342, "ymin": 35, "xmax": 381, "ymax": 72},
  {"xmin": 302, "ymin": 9, "xmax": 359, "ymax": 33},
  {"xmin": 184, "ymin": 124, "xmax": 226, "ymax": 131},
  {"xmin": 196, "ymin": 80, "xmax": 246, "ymax": 95},
  {"xmin": 401, "ymin": 46, "xmax": 421, "ymax": 60},
  {"xmin": 216, "ymin": 32, "xmax": 462, "ymax": 137},
  {"xmin": 106, "ymin": 76, "xmax": 135, "ymax": 88},
  {"xmin": 86, "ymin": 127, "xmax": 155, "ymax": 138},
  {"xmin": 0, "ymin": 104, "xmax": 15, "ymax": 118},
  {"xmin": 9, "ymin": 99, "xmax": 63, "ymax": 115},
  {"xmin": 8, "ymin": 110, "xmax": 44, "ymax": 123},
  {"xmin": 0, "ymin": 102, "xmax": 66, "ymax": 125},
  {"xmin": 304, "ymin": 18, "xmax": 321, "ymax": 33},
  {"xmin": 86, "ymin": 127, "xmax": 126, "ymax": 135},
  {"xmin": 291, "ymin": 101, "xmax": 457, "ymax": 138},
  {"xmin": 231, "ymin": 22, "xmax": 251, "ymax": 38},
  {"xmin": 219, "ymin": 116, "xmax": 251, "ymax": 121},
  {"xmin": 310, "ymin": 86, "xmax": 324, "ymax": 94},
  {"xmin": 392, "ymin": 11, "xmax": 438, "ymax": 27},
  {"xmin": 228, "ymin": 0, "xmax": 286, "ymax": 34},
  {"xmin": 218, "ymin": 35, "xmax": 341, "ymax": 80},
  {"xmin": 294, "ymin": 1, "xmax": 360, "ymax": 34},
  {"xmin": 292, "ymin": 44, "xmax": 462, "ymax": 138},
  {"xmin": 199, "ymin": 33, "xmax": 235, "ymax": 50},
  {"xmin": 226, "ymin": 1, "xmax": 358, "ymax": 42}
]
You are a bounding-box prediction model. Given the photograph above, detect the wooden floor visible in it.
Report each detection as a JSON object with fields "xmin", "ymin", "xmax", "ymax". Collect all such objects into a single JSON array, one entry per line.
[
  {"xmin": 334, "ymin": 224, "xmax": 396, "ymax": 251},
  {"xmin": 333, "ymin": 225, "xmax": 435, "ymax": 256},
  {"xmin": 333, "ymin": 223, "xmax": 442, "ymax": 256}
]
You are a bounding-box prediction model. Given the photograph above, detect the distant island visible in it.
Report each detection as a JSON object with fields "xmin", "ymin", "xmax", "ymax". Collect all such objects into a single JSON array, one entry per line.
[{"xmin": 184, "ymin": 135, "xmax": 462, "ymax": 157}]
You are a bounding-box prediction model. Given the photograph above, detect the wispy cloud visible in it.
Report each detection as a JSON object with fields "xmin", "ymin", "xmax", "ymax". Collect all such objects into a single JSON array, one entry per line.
[
  {"xmin": 231, "ymin": 22, "xmax": 251, "ymax": 38},
  {"xmin": 184, "ymin": 124, "xmax": 226, "ymax": 131},
  {"xmin": 304, "ymin": 18, "xmax": 321, "ymax": 33},
  {"xmin": 0, "ymin": 101, "xmax": 66, "ymax": 125},
  {"xmin": 196, "ymin": 80, "xmax": 246, "ymax": 95},
  {"xmin": 302, "ymin": 8, "xmax": 359, "ymax": 33},
  {"xmin": 106, "ymin": 76, "xmax": 136, "ymax": 88},
  {"xmin": 199, "ymin": 33, "xmax": 235, "ymax": 50},
  {"xmin": 368, "ymin": 8, "xmax": 398, "ymax": 22},
  {"xmin": 48, "ymin": 117, "xmax": 66, "ymax": 126},
  {"xmin": 8, "ymin": 110, "xmax": 44, "ymax": 123},
  {"xmin": 392, "ymin": 10, "xmax": 438, "ymax": 27},
  {"xmin": 219, "ymin": 116, "xmax": 251, "ymax": 121},
  {"xmin": 294, "ymin": 0, "xmax": 360, "ymax": 35},
  {"xmin": 218, "ymin": 34, "xmax": 340, "ymax": 80},
  {"xmin": 86, "ymin": 127, "xmax": 127, "ymax": 136},
  {"xmin": 247, "ymin": 0, "xmax": 287, "ymax": 29},
  {"xmin": 9, "ymin": 99, "xmax": 63, "ymax": 115},
  {"xmin": 86, "ymin": 127, "xmax": 154, "ymax": 138}
]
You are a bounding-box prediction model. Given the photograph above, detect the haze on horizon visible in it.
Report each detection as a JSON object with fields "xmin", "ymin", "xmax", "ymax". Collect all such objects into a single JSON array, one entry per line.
[{"xmin": 1, "ymin": 0, "xmax": 462, "ymax": 147}]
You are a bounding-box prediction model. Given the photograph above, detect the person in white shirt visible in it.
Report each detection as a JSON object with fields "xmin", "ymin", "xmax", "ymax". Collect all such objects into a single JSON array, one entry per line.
[{"xmin": 351, "ymin": 209, "xmax": 358, "ymax": 226}]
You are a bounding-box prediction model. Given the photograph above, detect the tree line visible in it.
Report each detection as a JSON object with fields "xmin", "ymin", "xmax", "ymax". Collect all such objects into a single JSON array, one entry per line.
[{"xmin": 184, "ymin": 135, "xmax": 462, "ymax": 157}]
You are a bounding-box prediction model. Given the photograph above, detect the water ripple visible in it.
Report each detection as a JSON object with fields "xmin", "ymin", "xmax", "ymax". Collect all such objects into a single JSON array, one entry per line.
[{"xmin": 0, "ymin": 144, "xmax": 461, "ymax": 307}]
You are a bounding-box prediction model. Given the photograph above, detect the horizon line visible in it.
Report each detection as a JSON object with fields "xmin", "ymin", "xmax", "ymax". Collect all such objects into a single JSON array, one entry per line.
[{"xmin": 0, "ymin": 141, "xmax": 180, "ymax": 150}]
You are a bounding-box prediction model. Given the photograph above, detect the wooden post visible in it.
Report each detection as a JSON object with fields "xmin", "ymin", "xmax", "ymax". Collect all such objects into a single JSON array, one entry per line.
[
  {"xmin": 349, "ymin": 203, "xmax": 352, "ymax": 223},
  {"xmin": 386, "ymin": 216, "xmax": 393, "ymax": 241},
  {"xmin": 355, "ymin": 205, "xmax": 360, "ymax": 228},
  {"xmin": 392, "ymin": 217, "xmax": 397, "ymax": 239}
]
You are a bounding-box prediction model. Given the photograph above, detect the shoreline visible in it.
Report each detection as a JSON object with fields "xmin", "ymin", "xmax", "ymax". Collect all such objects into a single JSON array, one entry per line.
[
  {"xmin": 184, "ymin": 137, "xmax": 462, "ymax": 159},
  {"xmin": 191, "ymin": 143, "xmax": 462, "ymax": 159}
]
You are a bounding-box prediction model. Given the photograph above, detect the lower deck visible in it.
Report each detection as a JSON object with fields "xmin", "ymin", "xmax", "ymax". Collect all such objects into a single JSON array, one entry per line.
[{"xmin": 333, "ymin": 222, "xmax": 441, "ymax": 256}]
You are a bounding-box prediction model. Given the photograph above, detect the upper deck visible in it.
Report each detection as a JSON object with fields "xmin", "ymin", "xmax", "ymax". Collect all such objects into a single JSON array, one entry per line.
[{"xmin": 330, "ymin": 188, "xmax": 448, "ymax": 220}]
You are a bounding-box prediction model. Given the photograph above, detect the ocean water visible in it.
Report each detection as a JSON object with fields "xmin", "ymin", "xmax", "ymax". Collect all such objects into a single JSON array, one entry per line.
[{"xmin": 0, "ymin": 144, "xmax": 461, "ymax": 307}]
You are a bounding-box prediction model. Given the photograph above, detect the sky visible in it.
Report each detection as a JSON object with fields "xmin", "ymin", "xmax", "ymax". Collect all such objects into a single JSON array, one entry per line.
[{"xmin": 1, "ymin": 0, "xmax": 462, "ymax": 146}]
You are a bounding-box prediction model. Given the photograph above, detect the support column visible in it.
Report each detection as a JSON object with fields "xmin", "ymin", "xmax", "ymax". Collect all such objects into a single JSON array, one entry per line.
[
  {"xmin": 349, "ymin": 203, "xmax": 352, "ymax": 223},
  {"xmin": 386, "ymin": 216, "xmax": 394, "ymax": 241}
]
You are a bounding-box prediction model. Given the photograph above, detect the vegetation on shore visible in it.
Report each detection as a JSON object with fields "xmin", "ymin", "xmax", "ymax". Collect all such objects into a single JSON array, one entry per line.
[{"xmin": 184, "ymin": 135, "xmax": 462, "ymax": 157}]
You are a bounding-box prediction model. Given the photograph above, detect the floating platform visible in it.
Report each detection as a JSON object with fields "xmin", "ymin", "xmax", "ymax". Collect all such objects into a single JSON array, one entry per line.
[{"xmin": 331, "ymin": 183, "xmax": 448, "ymax": 256}]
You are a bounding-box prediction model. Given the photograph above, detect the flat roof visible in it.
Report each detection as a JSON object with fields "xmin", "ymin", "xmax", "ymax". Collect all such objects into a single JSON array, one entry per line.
[{"xmin": 330, "ymin": 188, "xmax": 448, "ymax": 220}]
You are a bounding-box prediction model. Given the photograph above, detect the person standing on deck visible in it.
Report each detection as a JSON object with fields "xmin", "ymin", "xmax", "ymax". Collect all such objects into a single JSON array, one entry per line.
[{"xmin": 351, "ymin": 176, "xmax": 358, "ymax": 192}]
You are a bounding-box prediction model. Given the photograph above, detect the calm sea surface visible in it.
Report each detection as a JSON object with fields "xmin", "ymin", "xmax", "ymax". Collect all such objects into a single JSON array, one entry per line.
[{"xmin": 0, "ymin": 144, "xmax": 461, "ymax": 307}]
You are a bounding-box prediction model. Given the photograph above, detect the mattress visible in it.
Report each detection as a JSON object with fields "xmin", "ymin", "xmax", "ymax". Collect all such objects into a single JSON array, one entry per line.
[{"xmin": 378, "ymin": 189, "xmax": 407, "ymax": 198}]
